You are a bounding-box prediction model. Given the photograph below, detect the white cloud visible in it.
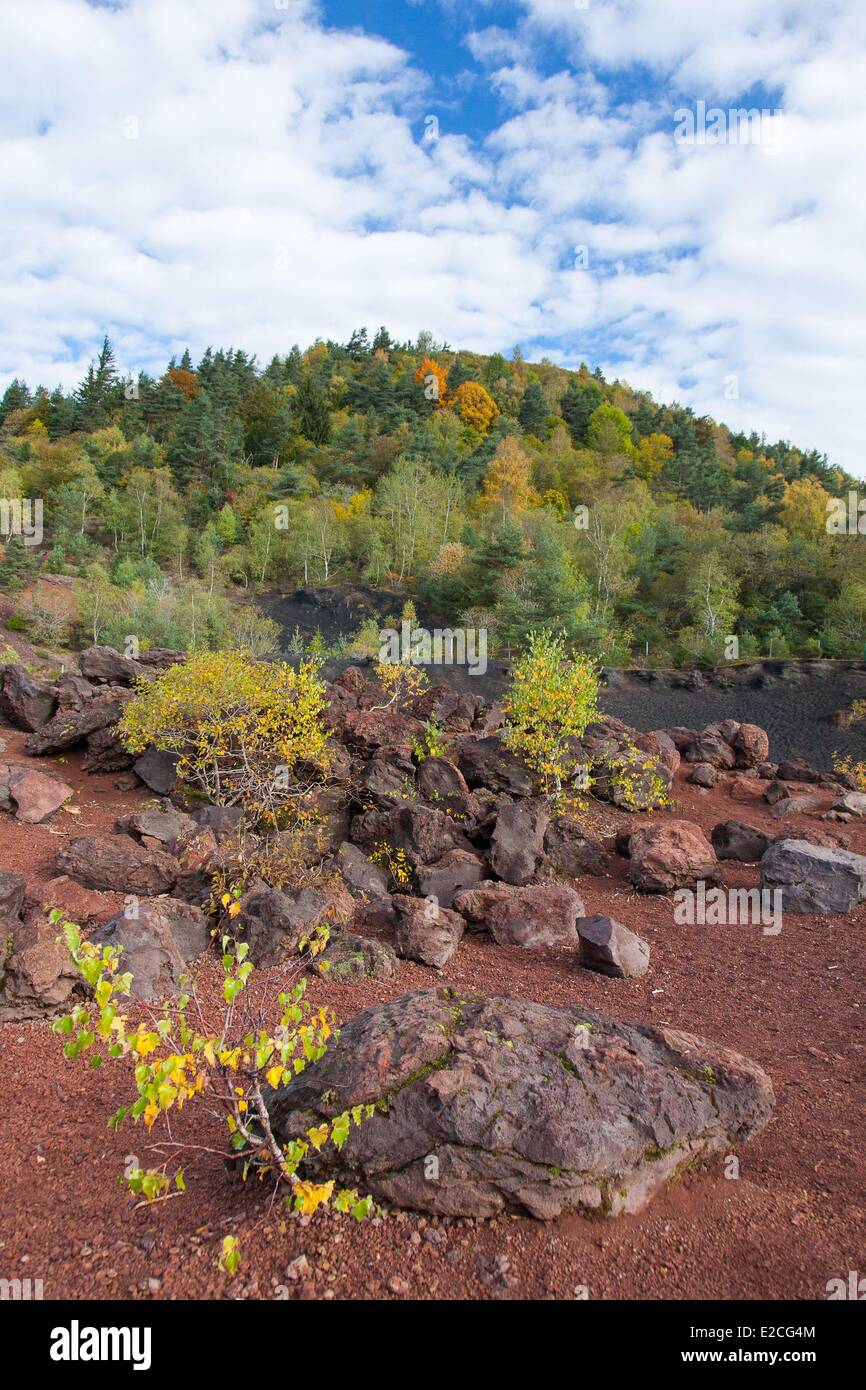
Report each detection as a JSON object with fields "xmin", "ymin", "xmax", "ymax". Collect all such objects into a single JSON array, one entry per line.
[{"xmin": 0, "ymin": 0, "xmax": 864, "ymax": 472}]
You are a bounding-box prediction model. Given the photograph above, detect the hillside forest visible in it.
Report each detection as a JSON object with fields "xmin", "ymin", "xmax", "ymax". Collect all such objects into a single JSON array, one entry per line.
[{"xmin": 0, "ymin": 329, "xmax": 862, "ymax": 667}]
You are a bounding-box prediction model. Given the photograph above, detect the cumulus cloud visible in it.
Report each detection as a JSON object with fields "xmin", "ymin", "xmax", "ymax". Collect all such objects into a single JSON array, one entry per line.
[{"xmin": 0, "ymin": 0, "xmax": 864, "ymax": 471}]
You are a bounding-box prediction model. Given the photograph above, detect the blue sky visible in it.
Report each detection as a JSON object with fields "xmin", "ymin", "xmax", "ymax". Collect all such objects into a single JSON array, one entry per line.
[
  {"xmin": 0, "ymin": 0, "xmax": 864, "ymax": 470},
  {"xmin": 321, "ymin": 0, "xmax": 510, "ymax": 143}
]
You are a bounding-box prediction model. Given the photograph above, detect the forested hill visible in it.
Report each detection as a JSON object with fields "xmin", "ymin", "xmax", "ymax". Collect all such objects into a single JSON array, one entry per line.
[{"xmin": 0, "ymin": 330, "xmax": 860, "ymax": 666}]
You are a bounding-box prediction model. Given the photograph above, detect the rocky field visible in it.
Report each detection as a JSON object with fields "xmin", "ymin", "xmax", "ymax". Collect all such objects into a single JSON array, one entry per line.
[{"xmin": 0, "ymin": 650, "xmax": 864, "ymax": 1301}]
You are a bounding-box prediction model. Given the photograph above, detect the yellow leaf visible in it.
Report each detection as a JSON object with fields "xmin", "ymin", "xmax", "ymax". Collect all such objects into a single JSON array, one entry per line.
[
  {"xmin": 293, "ymin": 1179, "xmax": 334, "ymax": 1215},
  {"xmin": 306, "ymin": 1124, "xmax": 329, "ymax": 1151}
]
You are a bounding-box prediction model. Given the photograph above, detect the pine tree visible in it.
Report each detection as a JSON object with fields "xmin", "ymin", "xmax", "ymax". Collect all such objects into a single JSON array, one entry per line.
[
  {"xmin": 467, "ymin": 519, "xmax": 525, "ymax": 609},
  {"xmin": 447, "ymin": 355, "xmax": 473, "ymax": 393},
  {"xmin": 0, "ymin": 534, "xmax": 39, "ymax": 593},
  {"xmin": 0, "ymin": 378, "xmax": 31, "ymax": 424},
  {"xmin": 560, "ymin": 379, "xmax": 604, "ymax": 445},
  {"xmin": 45, "ymin": 386, "xmax": 78, "ymax": 439},
  {"xmin": 294, "ymin": 373, "xmax": 331, "ymax": 444},
  {"xmin": 346, "ymin": 328, "xmax": 370, "ymax": 360},
  {"xmin": 518, "ymin": 381, "xmax": 549, "ymax": 437},
  {"xmin": 74, "ymin": 336, "xmax": 119, "ymax": 430},
  {"xmin": 166, "ymin": 392, "xmax": 220, "ymax": 491}
]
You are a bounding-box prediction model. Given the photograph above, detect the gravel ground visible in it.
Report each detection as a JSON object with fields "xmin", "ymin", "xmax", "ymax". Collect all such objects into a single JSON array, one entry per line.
[
  {"xmin": 601, "ymin": 667, "xmax": 866, "ymax": 771},
  {"xmin": 0, "ymin": 727, "xmax": 864, "ymax": 1302}
]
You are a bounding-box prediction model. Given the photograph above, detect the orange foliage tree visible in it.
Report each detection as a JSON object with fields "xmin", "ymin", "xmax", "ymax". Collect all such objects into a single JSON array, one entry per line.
[
  {"xmin": 414, "ymin": 358, "xmax": 448, "ymax": 407},
  {"xmin": 166, "ymin": 367, "xmax": 200, "ymax": 399}
]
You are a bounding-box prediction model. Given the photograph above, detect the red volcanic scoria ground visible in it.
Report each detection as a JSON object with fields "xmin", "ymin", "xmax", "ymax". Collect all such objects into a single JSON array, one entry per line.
[{"xmin": 0, "ymin": 727, "xmax": 863, "ymax": 1301}]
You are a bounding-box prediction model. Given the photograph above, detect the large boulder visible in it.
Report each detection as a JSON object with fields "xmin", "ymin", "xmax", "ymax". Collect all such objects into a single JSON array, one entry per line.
[
  {"xmin": 415, "ymin": 848, "xmax": 486, "ymax": 907},
  {"xmin": 665, "ymin": 726, "xmax": 698, "ymax": 753},
  {"xmin": 25, "ymin": 687, "xmax": 132, "ymax": 756},
  {"xmin": 629, "ymin": 820, "xmax": 718, "ymax": 893},
  {"xmin": 0, "ymin": 877, "xmax": 83, "ymax": 1021},
  {"xmin": 727, "ymin": 775, "xmax": 766, "ymax": 805},
  {"xmin": 266, "ymin": 989, "xmax": 774, "ymax": 1219},
  {"xmin": 684, "ymin": 731, "xmax": 735, "ymax": 770},
  {"xmin": 360, "ymin": 754, "xmax": 417, "ymax": 811},
  {"xmin": 0, "ymin": 762, "xmax": 73, "ymax": 823},
  {"xmin": 392, "ymin": 894, "xmax": 464, "ymax": 969},
  {"xmin": 56, "ymin": 835, "xmax": 180, "ymax": 896},
  {"xmin": 312, "ymin": 929, "xmax": 398, "ymax": 984},
  {"xmin": 542, "ymin": 816, "xmax": 608, "ymax": 878},
  {"xmin": 172, "ymin": 826, "xmax": 219, "ymax": 902},
  {"xmin": 488, "ymin": 795, "xmax": 548, "ymax": 885},
  {"xmin": 593, "ymin": 744, "xmax": 673, "ymax": 811},
  {"xmin": 732, "ymin": 724, "xmax": 770, "ymax": 768},
  {"xmin": 116, "ymin": 806, "xmax": 198, "ymax": 851},
  {"xmin": 78, "ymin": 644, "xmax": 148, "ymax": 685},
  {"xmin": 190, "ymin": 804, "xmax": 244, "ymax": 840},
  {"xmin": 336, "ymin": 842, "xmax": 390, "ymax": 899},
  {"xmin": 763, "ymin": 779, "xmax": 790, "ymax": 806},
  {"xmin": 688, "ymin": 762, "xmax": 721, "ymax": 789},
  {"xmin": 577, "ymin": 915, "xmax": 650, "ymax": 979},
  {"xmin": 81, "ymin": 723, "xmax": 135, "ymax": 773},
  {"xmin": 458, "ymin": 737, "xmax": 533, "ymax": 797},
  {"xmin": 0, "ymin": 909, "xmax": 82, "ymax": 1021},
  {"xmin": 90, "ymin": 898, "xmax": 210, "ymax": 1000},
  {"xmin": 761, "ymin": 839, "xmax": 866, "ymax": 914},
  {"xmin": 387, "ymin": 804, "xmax": 465, "ymax": 867},
  {"xmin": 453, "ymin": 880, "xmax": 584, "ymax": 948},
  {"xmin": 0, "ymin": 665, "xmax": 57, "ymax": 731},
  {"xmin": 407, "ymin": 685, "xmax": 482, "ymax": 731},
  {"xmin": 776, "ymin": 758, "xmax": 822, "ymax": 785},
  {"xmin": 416, "ymin": 756, "xmax": 476, "ymax": 819},
  {"xmin": 36, "ymin": 874, "xmax": 119, "ymax": 929},
  {"xmin": 55, "ymin": 673, "xmax": 96, "ymax": 711},
  {"xmin": 711, "ymin": 821, "xmax": 773, "ymax": 863},
  {"xmin": 644, "ymin": 730, "xmax": 681, "ymax": 778},
  {"xmin": 769, "ymin": 795, "xmax": 820, "ymax": 821},
  {"xmin": 133, "ymin": 749, "xmax": 179, "ymax": 795},
  {"xmin": 137, "ymin": 647, "xmax": 184, "ymax": 670},
  {"xmin": 232, "ymin": 879, "xmax": 351, "ymax": 968},
  {"xmin": 342, "ymin": 708, "xmax": 424, "ymax": 753},
  {"xmin": 0, "ymin": 871, "xmax": 26, "ymax": 923}
]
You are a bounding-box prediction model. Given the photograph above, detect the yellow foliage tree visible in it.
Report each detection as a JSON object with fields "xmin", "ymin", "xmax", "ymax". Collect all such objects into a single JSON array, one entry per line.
[
  {"xmin": 480, "ymin": 436, "xmax": 539, "ymax": 518},
  {"xmin": 118, "ymin": 651, "xmax": 332, "ymax": 823},
  {"xmin": 780, "ymin": 477, "xmax": 832, "ymax": 540},
  {"xmin": 634, "ymin": 432, "xmax": 673, "ymax": 483},
  {"xmin": 452, "ymin": 380, "xmax": 499, "ymax": 433}
]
